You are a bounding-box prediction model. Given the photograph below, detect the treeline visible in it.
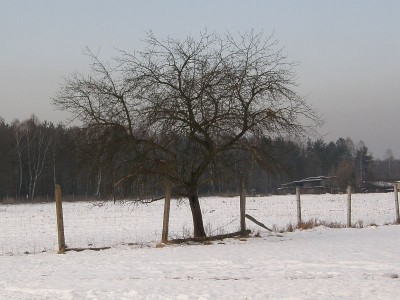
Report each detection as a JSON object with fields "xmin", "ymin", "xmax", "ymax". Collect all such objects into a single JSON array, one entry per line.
[{"xmin": 0, "ymin": 115, "xmax": 398, "ymax": 201}]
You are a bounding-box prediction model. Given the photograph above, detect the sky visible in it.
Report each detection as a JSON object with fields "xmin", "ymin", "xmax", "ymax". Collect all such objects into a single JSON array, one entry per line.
[{"xmin": 1, "ymin": 0, "xmax": 399, "ymax": 158}]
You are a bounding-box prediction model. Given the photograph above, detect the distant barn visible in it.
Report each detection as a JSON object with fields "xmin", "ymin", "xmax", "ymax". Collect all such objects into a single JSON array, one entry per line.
[
  {"xmin": 278, "ymin": 176, "xmax": 339, "ymax": 194},
  {"xmin": 362, "ymin": 181, "xmax": 397, "ymax": 193}
]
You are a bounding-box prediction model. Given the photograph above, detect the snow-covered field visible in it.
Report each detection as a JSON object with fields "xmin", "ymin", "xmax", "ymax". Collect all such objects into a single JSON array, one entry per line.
[
  {"xmin": 1, "ymin": 225, "xmax": 399, "ymax": 299},
  {"xmin": 1, "ymin": 193, "xmax": 400, "ymax": 299}
]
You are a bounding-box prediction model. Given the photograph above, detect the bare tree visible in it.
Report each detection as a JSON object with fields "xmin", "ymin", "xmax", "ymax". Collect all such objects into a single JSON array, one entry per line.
[
  {"xmin": 12, "ymin": 120, "xmax": 24, "ymax": 200},
  {"xmin": 54, "ymin": 31, "xmax": 319, "ymax": 237},
  {"xmin": 384, "ymin": 148, "xmax": 394, "ymax": 179},
  {"xmin": 23, "ymin": 116, "xmax": 52, "ymax": 200}
]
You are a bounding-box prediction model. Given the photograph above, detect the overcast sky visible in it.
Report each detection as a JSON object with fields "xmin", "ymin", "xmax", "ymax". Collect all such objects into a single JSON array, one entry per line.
[{"xmin": 1, "ymin": 0, "xmax": 399, "ymax": 158}]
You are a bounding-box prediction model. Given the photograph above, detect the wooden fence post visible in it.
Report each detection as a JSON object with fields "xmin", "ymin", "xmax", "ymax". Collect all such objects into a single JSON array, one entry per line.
[
  {"xmin": 296, "ymin": 186, "xmax": 302, "ymax": 227},
  {"xmin": 161, "ymin": 181, "xmax": 171, "ymax": 243},
  {"xmin": 394, "ymin": 183, "xmax": 399, "ymax": 224},
  {"xmin": 347, "ymin": 185, "xmax": 352, "ymax": 228},
  {"xmin": 55, "ymin": 184, "xmax": 66, "ymax": 254},
  {"xmin": 240, "ymin": 178, "xmax": 246, "ymax": 234}
]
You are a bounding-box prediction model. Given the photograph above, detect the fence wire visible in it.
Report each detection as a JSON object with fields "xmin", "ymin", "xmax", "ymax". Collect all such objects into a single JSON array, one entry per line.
[{"xmin": 0, "ymin": 193, "xmax": 398, "ymax": 255}]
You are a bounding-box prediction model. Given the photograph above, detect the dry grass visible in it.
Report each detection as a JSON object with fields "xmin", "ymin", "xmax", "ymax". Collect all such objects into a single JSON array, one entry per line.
[
  {"xmin": 277, "ymin": 218, "xmax": 346, "ymax": 233},
  {"xmin": 253, "ymin": 230, "xmax": 261, "ymax": 237},
  {"xmin": 354, "ymin": 220, "xmax": 364, "ymax": 228},
  {"xmin": 273, "ymin": 218, "xmax": 395, "ymax": 233},
  {"xmin": 384, "ymin": 220, "xmax": 400, "ymax": 226},
  {"xmin": 2, "ymin": 198, "xmax": 17, "ymax": 205}
]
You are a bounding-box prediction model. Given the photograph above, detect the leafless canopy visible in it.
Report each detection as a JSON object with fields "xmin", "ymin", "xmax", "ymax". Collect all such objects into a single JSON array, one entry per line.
[
  {"xmin": 126, "ymin": 31, "xmax": 317, "ymax": 140},
  {"xmin": 55, "ymin": 30, "xmax": 318, "ymax": 178},
  {"xmin": 54, "ymin": 30, "xmax": 320, "ymax": 237}
]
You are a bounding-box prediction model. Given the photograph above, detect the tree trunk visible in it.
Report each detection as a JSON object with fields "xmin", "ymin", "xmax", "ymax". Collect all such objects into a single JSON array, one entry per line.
[
  {"xmin": 188, "ymin": 188, "xmax": 206, "ymax": 238},
  {"xmin": 95, "ymin": 169, "xmax": 102, "ymax": 199},
  {"xmin": 31, "ymin": 175, "xmax": 37, "ymax": 201},
  {"xmin": 17, "ymin": 146, "xmax": 23, "ymax": 200}
]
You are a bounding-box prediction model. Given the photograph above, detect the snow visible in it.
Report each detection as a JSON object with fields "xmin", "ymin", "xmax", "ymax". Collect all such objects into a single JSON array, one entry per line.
[
  {"xmin": 1, "ymin": 226, "xmax": 400, "ymax": 299},
  {"xmin": 1, "ymin": 193, "xmax": 400, "ymax": 299}
]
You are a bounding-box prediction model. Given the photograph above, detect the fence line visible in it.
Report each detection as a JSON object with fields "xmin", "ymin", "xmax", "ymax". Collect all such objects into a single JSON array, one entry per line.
[
  {"xmin": 55, "ymin": 184, "xmax": 66, "ymax": 253},
  {"xmin": 240, "ymin": 178, "xmax": 246, "ymax": 234},
  {"xmin": 161, "ymin": 181, "xmax": 171, "ymax": 243},
  {"xmin": 1, "ymin": 188, "xmax": 400, "ymax": 256},
  {"xmin": 394, "ymin": 183, "xmax": 399, "ymax": 223},
  {"xmin": 347, "ymin": 186, "xmax": 352, "ymax": 227},
  {"xmin": 296, "ymin": 187, "xmax": 301, "ymax": 226}
]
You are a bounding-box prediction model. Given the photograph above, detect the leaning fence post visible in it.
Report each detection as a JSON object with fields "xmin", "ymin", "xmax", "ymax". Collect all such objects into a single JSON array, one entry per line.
[
  {"xmin": 55, "ymin": 184, "xmax": 66, "ymax": 254},
  {"xmin": 296, "ymin": 187, "xmax": 302, "ymax": 227},
  {"xmin": 394, "ymin": 183, "xmax": 399, "ymax": 224},
  {"xmin": 347, "ymin": 185, "xmax": 352, "ymax": 228},
  {"xmin": 161, "ymin": 181, "xmax": 171, "ymax": 243},
  {"xmin": 240, "ymin": 178, "xmax": 246, "ymax": 234}
]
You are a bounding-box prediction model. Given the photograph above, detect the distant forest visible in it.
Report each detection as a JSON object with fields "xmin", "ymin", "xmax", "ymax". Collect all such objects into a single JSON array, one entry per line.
[{"xmin": 0, "ymin": 115, "xmax": 399, "ymax": 201}]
